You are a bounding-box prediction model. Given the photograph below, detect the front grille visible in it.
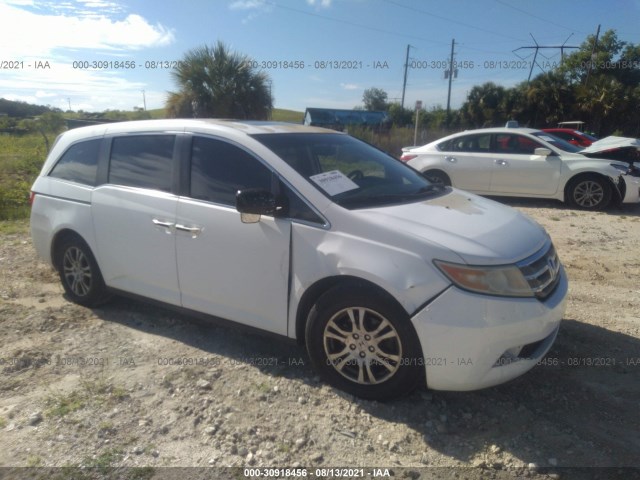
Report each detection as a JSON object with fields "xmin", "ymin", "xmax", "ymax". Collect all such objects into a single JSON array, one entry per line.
[{"xmin": 518, "ymin": 243, "xmax": 561, "ymax": 300}]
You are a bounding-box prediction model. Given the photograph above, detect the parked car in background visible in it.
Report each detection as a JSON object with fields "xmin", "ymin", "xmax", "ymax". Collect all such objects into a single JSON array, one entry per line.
[
  {"xmin": 400, "ymin": 127, "xmax": 640, "ymax": 210},
  {"xmin": 31, "ymin": 119, "xmax": 567, "ymax": 400},
  {"xmin": 542, "ymin": 128, "xmax": 598, "ymax": 147}
]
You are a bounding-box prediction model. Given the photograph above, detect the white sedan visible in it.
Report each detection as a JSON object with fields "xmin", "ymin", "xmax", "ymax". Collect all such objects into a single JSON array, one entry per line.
[{"xmin": 400, "ymin": 127, "xmax": 640, "ymax": 210}]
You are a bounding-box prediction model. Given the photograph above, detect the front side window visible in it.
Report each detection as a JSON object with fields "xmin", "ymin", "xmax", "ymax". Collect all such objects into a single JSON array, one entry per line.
[
  {"xmin": 49, "ymin": 138, "xmax": 101, "ymax": 186},
  {"xmin": 252, "ymin": 133, "xmax": 443, "ymax": 209},
  {"xmin": 190, "ymin": 136, "xmax": 272, "ymax": 206},
  {"xmin": 532, "ymin": 131, "xmax": 582, "ymax": 153},
  {"xmin": 108, "ymin": 135, "xmax": 175, "ymax": 192}
]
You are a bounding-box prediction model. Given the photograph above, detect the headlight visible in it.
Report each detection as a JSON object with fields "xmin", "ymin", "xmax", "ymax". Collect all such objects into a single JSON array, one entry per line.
[{"xmin": 434, "ymin": 260, "xmax": 534, "ymax": 297}]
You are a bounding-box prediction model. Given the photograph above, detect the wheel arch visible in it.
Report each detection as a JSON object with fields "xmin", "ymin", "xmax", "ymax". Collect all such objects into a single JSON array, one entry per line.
[
  {"xmin": 421, "ymin": 168, "xmax": 451, "ymax": 185},
  {"xmin": 294, "ymin": 275, "xmax": 407, "ymax": 346},
  {"xmin": 563, "ymin": 171, "xmax": 620, "ymax": 205},
  {"xmin": 51, "ymin": 228, "xmax": 91, "ymax": 271}
]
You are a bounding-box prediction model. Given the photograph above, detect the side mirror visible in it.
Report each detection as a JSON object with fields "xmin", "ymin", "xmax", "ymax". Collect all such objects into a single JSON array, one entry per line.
[
  {"xmin": 534, "ymin": 148, "xmax": 552, "ymax": 157},
  {"xmin": 236, "ymin": 189, "xmax": 276, "ymax": 224}
]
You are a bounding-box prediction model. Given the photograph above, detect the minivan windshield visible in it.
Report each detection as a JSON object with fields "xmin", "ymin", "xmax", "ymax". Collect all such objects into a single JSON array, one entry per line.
[{"xmin": 252, "ymin": 133, "xmax": 443, "ymax": 209}]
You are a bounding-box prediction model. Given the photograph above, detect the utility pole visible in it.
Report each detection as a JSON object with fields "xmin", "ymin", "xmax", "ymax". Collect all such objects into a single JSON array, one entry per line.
[
  {"xmin": 445, "ymin": 39, "xmax": 456, "ymax": 128},
  {"xmin": 141, "ymin": 90, "xmax": 147, "ymax": 111},
  {"xmin": 585, "ymin": 24, "xmax": 601, "ymax": 87},
  {"xmin": 513, "ymin": 34, "xmax": 579, "ymax": 84},
  {"xmin": 401, "ymin": 44, "xmax": 412, "ymax": 109}
]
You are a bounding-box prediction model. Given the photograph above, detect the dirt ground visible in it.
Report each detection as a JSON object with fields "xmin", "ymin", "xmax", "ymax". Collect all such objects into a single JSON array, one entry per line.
[{"xmin": 0, "ymin": 197, "xmax": 639, "ymax": 480}]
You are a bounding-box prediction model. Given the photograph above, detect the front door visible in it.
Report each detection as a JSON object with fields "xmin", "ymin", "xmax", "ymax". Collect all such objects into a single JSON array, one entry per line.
[{"xmin": 175, "ymin": 136, "xmax": 291, "ymax": 335}]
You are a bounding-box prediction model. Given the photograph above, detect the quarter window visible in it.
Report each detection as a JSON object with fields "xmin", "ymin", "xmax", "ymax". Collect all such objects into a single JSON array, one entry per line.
[
  {"xmin": 108, "ymin": 135, "xmax": 175, "ymax": 192},
  {"xmin": 190, "ymin": 137, "xmax": 272, "ymax": 206},
  {"xmin": 49, "ymin": 139, "xmax": 101, "ymax": 186}
]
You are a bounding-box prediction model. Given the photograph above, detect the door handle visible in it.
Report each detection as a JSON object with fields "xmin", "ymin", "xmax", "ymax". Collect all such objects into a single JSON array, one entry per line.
[
  {"xmin": 494, "ymin": 159, "xmax": 508, "ymax": 166},
  {"xmin": 152, "ymin": 218, "xmax": 174, "ymax": 230},
  {"xmin": 444, "ymin": 156, "xmax": 457, "ymax": 163},
  {"xmin": 175, "ymin": 224, "xmax": 202, "ymax": 237}
]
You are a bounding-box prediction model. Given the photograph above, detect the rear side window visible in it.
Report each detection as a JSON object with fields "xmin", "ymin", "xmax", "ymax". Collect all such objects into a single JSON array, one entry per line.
[
  {"xmin": 49, "ymin": 139, "xmax": 101, "ymax": 186},
  {"xmin": 108, "ymin": 135, "xmax": 175, "ymax": 192},
  {"xmin": 438, "ymin": 134, "xmax": 491, "ymax": 153},
  {"xmin": 190, "ymin": 136, "xmax": 272, "ymax": 206}
]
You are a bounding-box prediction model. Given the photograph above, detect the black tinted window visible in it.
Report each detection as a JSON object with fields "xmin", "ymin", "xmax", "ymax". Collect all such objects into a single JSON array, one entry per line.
[
  {"xmin": 49, "ymin": 139, "xmax": 101, "ymax": 185},
  {"xmin": 279, "ymin": 182, "xmax": 324, "ymax": 224},
  {"xmin": 494, "ymin": 134, "xmax": 542, "ymax": 154},
  {"xmin": 190, "ymin": 137, "xmax": 272, "ymax": 206},
  {"xmin": 108, "ymin": 135, "xmax": 175, "ymax": 192},
  {"xmin": 451, "ymin": 134, "xmax": 491, "ymax": 152}
]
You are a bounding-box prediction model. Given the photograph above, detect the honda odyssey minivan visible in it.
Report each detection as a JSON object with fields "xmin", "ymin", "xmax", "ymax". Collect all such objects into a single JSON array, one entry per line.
[{"xmin": 30, "ymin": 119, "xmax": 567, "ymax": 400}]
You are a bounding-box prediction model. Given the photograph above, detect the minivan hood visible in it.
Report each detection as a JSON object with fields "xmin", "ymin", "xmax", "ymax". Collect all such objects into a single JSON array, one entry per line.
[{"xmin": 355, "ymin": 189, "xmax": 548, "ymax": 265}]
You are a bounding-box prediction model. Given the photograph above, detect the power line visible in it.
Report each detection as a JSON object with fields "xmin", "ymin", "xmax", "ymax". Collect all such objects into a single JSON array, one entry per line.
[
  {"xmin": 513, "ymin": 33, "xmax": 579, "ymax": 83},
  {"xmin": 493, "ymin": 0, "xmax": 590, "ymax": 35},
  {"xmin": 266, "ymin": 1, "xmax": 449, "ymax": 46},
  {"xmin": 382, "ymin": 0, "xmax": 527, "ymax": 42}
]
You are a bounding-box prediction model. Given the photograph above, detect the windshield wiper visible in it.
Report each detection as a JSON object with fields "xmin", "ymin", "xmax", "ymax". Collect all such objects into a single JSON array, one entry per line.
[{"xmin": 339, "ymin": 184, "xmax": 446, "ymax": 207}]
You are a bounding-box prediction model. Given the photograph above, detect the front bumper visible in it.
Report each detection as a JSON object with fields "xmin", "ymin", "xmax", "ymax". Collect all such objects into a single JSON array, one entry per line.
[
  {"xmin": 411, "ymin": 266, "xmax": 568, "ymax": 391},
  {"xmin": 621, "ymin": 175, "xmax": 640, "ymax": 204}
]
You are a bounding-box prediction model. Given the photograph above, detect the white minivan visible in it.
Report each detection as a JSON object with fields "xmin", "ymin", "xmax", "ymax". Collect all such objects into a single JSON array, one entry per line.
[{"xmin": 30, "ymin": 119, "xmax": 567, "ymax": 400}]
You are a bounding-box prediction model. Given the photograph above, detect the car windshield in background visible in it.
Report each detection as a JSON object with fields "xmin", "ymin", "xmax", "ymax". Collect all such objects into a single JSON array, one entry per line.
[
  {"xmin": 532, "ymin": 131, "xmax": 584, "ymax": 153},
  {"xmin": 252, "ymin": 133, "xmax": 442, "ymax": 209}
]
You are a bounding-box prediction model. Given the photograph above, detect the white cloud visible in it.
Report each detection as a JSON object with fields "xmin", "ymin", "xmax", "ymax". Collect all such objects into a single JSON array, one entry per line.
[
  {"xmin": 228, "ymin": 0, "xmax": 272, "ymax": 23},
  {"xmin": 340, "ymin": 83, "xmax": 359, "ymax": 90},
  {"xmin": 229, "ymin": 0, "xmax": 267, "ymax": 10},
  {"xmin": 0, "ymin": 2, "xmax": 174, "ymax": 58},
  {"xmin": 306, "ymin": 0, "xmax": 332, "ymax": 8}
]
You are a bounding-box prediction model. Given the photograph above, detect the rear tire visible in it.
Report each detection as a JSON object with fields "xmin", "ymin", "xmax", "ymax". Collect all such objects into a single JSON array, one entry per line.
[
  {"xmin": 423, "ymin": 170, "xmax": 451, "ymax": 186},
  {"xmin": 56, "ymin": 236, "xmax": 110, "ymax": 307},
  {"xmin": 305, "ymin": 286, "xmax": 423, "ymax": 400}
]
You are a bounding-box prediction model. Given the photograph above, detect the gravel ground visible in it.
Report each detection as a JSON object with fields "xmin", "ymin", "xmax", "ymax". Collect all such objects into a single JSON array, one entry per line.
[{"xmin": 0, "ymin": 198, "xmax": 639, "ymax": 480}]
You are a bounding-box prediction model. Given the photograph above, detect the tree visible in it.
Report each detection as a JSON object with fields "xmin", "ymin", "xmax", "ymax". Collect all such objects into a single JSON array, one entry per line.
[
  {"xmin": 362, "ymin": 87, "xmax": 388, "ymax": 111},
  {"xmin": 560, "ymin": 30, "xmax": 626, "ymax": 84},
  {"xmin": 19, "ymin": 111, "xmax": 66, "ymax": 151},
  {"xmin": 387, "ymin": 102, "xmax": 413, "ymax": 126},
  {"xmin": 460, "ymin": 82, "xmax": 508, "ymax": 127},
  {"xmin": 525, "ymin": 71, "xmax": 575, "ymax": 127},
  {"xmin": 166, "ymin": 41, "xmax": 272, "ymax": 119}
]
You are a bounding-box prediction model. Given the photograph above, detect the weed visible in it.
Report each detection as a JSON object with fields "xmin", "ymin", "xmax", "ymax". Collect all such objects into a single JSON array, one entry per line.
[
  {"xmin": 45, "ymin": 390, "xmax": 86, "ymax": 417},
  {"xmin": 255, "ymin": 382, "xmax": 271, "ymax": 393},
  {"xmin": 26, "ymin": 455, "xmax": 42, "ymax": 467}
]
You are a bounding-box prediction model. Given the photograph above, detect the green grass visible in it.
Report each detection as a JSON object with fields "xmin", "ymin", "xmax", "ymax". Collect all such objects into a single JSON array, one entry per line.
[
  {"xmin": 272, "ymin": 108, "xmax": 304, "ymax": 123},
  {"xmin": 0, "ymin": 218, "xmax": 29, "ymax": 235},
  {"xmin": 0, "ymin": 133, "xmax": 45, "ymax": 220},
  {"xmin": 45, "ymin": 379, "xmax": 129, "ymax": 418},
  {"xmin": 45, "ymin": 390, "xmax": 86, "ymax": 418}
]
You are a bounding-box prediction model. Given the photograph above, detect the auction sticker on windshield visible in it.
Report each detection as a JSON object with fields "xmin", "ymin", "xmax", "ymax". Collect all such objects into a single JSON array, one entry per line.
[{"xmin": 310, "ymin": 170, "xmax": 359, "ymax": 196}]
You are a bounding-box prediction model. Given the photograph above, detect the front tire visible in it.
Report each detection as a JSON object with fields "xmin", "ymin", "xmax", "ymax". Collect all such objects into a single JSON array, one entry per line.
[
  {"xmin": 567, "ymin": 174, "xmax": 612, "ymax": 210},
  {"xmin": 305, "ymin": 286, "xmax": 423, "ymax": 400},
  {"xmin": 56, "ymin": 236, "xmax": 110, "ymax": 307}
]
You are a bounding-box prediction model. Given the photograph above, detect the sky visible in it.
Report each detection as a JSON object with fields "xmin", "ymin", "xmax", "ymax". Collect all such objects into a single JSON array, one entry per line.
[{"xmin": 0, "ymin": 0, "xmax": 639, "ymax": 114}]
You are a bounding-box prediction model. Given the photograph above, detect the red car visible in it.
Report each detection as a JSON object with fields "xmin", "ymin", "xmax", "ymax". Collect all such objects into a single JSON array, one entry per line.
[{"xmin": 542, "ymin": 128, "xmax": 598, "ymax": 147}]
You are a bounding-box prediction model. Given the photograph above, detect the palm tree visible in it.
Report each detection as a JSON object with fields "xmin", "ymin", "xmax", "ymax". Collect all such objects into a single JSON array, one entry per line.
[
  {"xmin": 166, "ymin": 41, "xmax": 272, "ymax": 119},
  {"xmin": 525, "ymin": 71, "xmax": 575, "ymax": 127}
]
